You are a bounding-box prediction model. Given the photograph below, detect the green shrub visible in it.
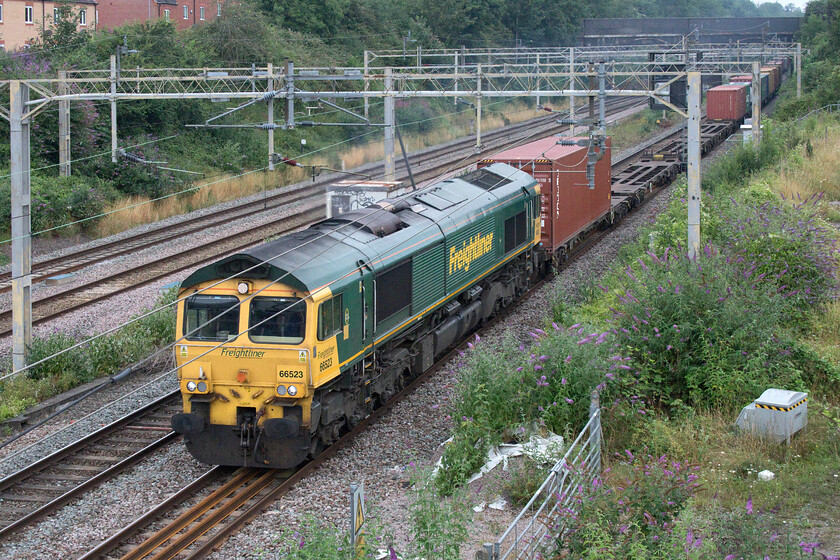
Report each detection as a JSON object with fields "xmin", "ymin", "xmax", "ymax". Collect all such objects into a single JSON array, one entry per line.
[
  {"xmin": 437, "ymin": 327, "xmax": 622, "ymax": 493},
  {"xmin": 503, "ymin": 457, "xmax": 549, "ymax": 508},
  {"xmin": 559, "ymin": 450, "xmax": 701, "ymax": 559},
  {"xmin": 409, "ymin": 468, "xmax": 470, "ymax": 559},
  {"xmin": 0, "ymin": 175, "xmax": 118, "ymax": 235},
  {"xmin": 0, "ymin": 289, "xmax": 176, "ymax": 421},
  {"xmin": 610, "ymin": 246, "xmax": 804, "ymax": 409},
  {"xmin": 269, "ymin": 515, "xmax": 391, "ymax": 559}
]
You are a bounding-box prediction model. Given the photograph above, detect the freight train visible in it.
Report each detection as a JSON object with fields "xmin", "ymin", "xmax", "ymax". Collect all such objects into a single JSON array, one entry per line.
[{"xmin": 170, "ymin": 90, "xmax": 771, "ymax": 469}]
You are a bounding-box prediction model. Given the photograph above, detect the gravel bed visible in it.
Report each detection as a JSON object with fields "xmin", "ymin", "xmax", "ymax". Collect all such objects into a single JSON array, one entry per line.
[
  {"xmin": 0, "ymin": 196, "xmax": 317, "ymax": 348},
  {"xmin": 0, "ymin": 122, "xmax": 736, "ymax": 559},
  {"xmin": 0, "ymin": 174, "xmax": 677, "ymax": 560},
  {"xmin": 0, "ymin": 442, "xmax": 208, "ymax": 560}
]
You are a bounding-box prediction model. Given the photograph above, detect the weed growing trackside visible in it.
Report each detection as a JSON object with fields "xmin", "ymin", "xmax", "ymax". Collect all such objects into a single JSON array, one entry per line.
[
  {"xmin": 432, "ymin": 119, "xmax": 840, "ymax": 557},
  {"xmin": 0, "ymin": 289, "xmax": 176, "ymax": 422}
]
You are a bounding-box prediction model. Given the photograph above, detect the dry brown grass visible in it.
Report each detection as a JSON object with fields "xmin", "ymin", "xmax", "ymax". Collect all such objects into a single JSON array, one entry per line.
[
  {"xmin": 95, "ymin": 167, "xmax": 307, "ymax": 236},
  {"xmin": 775, "ymin": 127, "xmax": 840, "ymax": 202},
  {"xmin": 94, "ymin": 100, "xmax": 547, "ymax": 237}
]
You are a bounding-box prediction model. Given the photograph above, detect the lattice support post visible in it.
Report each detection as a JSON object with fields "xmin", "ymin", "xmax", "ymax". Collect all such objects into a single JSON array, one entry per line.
[
  {"xmin": 569, "ymin": 47, "xmax": 575, "ymax": 136},
  {"xmin": 384, "ymin": 68, "xmax": 395, "ymax": 181},
  {"xmin": 110, "ymin": 55, "xmax": 118, "ymax": 163},
  {"xmin": 58, "ymin": 70, "xmax": 71, "ymax": 177},
  {"xmin": 267, "ymin": 62, "xmax": 274, "ymax": 171},
  {"xmin": 796, "ymin": 42, "xmax": 802, "ymax": 99},
  {"xmin": 751, "ymin": 62, "xmax": 762, "ymax": 145},
  {"xmin": 10, "ymin": 80, "xmax": 32, "ymax": 371},
  {"xmin": 476, "ymin": 64, "xmax": 482, "ymax": 151}
]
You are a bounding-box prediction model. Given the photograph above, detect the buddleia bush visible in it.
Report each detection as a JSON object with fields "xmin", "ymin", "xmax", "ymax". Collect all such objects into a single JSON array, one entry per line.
[
  {"xmin": 713, "ymin": 193, "xmax": 839, "ymax": 317},
  {"xmin": 437, "ymin": 325, "xmax": 624, "ymax": 494},
  {"xmin": 609, "ymin": 246, "xmax": 806, "ymax": 409}
]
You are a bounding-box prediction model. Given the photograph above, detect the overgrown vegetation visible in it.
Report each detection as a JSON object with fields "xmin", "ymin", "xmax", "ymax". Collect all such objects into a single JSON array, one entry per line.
[
  {"xmin": 0, "ymin": 288, "xmax": 176, "ymax": 421},
  {"xmin": 433, "ymin": 117, "xmax": 840, "ymax": 556}
]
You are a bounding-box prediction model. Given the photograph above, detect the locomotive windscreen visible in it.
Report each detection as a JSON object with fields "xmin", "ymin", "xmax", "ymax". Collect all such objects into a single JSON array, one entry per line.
[
  {"xmin": 249, "ymin": 297, "xmax": 307, "ymax": 344},
  {"xmin": 184, "ymin": 295, "xmax": 240, "ymax": 341}
]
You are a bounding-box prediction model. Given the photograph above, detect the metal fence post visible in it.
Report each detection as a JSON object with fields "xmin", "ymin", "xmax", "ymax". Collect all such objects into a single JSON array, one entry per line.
[{"xmin": 589, "ymin": 390, "xmax": 601, "ymax": 466}]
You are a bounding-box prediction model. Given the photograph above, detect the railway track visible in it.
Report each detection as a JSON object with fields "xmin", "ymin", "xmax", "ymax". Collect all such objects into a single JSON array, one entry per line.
[
  {"xmin": 0, "ymin": 105, "xmax": 734, "ymax": 552},
  {"xmin": 0, "ymin": 98, "xmax": 645, "ymax": 339},
  {"xmin": 73, "ymin": 135, "xmax": 686, "ymax": 559},
  {"xmin": 0, "ymin": 205, "xmax": 326, "ymax": 338},
  {"xmin": 0, "ymin": 390, "xmax": 182, "ymax": 539}
]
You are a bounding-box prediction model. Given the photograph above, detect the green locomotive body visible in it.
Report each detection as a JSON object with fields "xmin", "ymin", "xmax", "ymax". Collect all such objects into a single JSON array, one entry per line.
[{"xmin": 172, "ymin": 163, "xmax": 541, "ymax": 468}]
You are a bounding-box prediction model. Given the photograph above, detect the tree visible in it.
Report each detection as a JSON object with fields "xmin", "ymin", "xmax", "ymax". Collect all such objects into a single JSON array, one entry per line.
[{"xmin": 38, "ymin": 1, "xmax": 90, "ymax": 59}]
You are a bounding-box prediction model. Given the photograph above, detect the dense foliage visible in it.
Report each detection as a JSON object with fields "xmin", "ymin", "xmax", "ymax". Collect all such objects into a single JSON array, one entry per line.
[{"xmin": 775, "ymin": 0, "xmax": 840, "ymax": 119}]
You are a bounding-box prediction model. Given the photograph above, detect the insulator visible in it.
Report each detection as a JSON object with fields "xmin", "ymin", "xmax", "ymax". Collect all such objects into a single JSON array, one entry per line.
[
  {"xmin": 259, "ymin": 123, "xmax": 279, "ymax": 130},
  {"xmin": 261, "ymin": 90, "xmax": 279, "ymax": 101},
  {"xmin": 557, "ymin": 118, "xmax": 577, "ymax": 125}
]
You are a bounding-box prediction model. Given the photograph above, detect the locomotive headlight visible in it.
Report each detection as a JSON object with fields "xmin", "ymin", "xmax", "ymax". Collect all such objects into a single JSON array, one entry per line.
[
  {"xmin": 237, "ymin": 282, "xmax": 250, "ymax": 295},
  {"xmin": 186, "ymin": 381, "xmax": 197, "ymax": 392},
  {"xmin": 197, "ymin": 381, "xmax": 207, "ymax": 392},
  {"xmin": 287, "ymin": 385, "xmax": 298, "ymax": 396},
  {"xmin": 276, "ymin": 385, "xmax": 287, "ymax": 396}
]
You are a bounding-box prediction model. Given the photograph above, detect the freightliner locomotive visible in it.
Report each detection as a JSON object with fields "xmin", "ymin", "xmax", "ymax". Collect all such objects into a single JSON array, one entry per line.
[{"xmin": 171, "ymin": 163, "xmax": 546, "ymax": 468}]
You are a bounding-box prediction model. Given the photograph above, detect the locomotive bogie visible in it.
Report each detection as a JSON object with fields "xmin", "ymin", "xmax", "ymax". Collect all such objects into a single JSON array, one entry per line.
[{"xmin": 173, "ymin": 164, "xmax": 543, "ymax": 468}]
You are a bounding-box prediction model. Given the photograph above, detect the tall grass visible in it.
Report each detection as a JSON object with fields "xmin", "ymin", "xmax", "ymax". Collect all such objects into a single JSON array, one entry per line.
[
  {"xmin": 94, "ymin": 168, "xmax": 308, "ymax": 236},
  {"xmin": 92, "ymin": 101, "xmax": 546, "ymax": 238}
]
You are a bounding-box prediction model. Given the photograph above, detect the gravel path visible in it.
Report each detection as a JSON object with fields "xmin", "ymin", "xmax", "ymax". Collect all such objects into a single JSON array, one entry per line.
[
  {"xmin": 0, "ymin": 167, "xmax": 682, "ymax": 560},
  {"xmin": 0, "ymin": 125, "xmax": 735, "ymax": 560}
]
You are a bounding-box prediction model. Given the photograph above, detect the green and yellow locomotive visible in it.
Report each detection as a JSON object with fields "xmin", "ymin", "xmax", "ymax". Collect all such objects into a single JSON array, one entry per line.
[{"xmin": 171, "ymin": 163, "xmax": 540, "ymax": 468}]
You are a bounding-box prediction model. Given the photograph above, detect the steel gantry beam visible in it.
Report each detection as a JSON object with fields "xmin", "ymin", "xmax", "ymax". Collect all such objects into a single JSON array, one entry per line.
[{"xmin": 0, "ymin": 44, "xmax": 798, "ymax": 368}]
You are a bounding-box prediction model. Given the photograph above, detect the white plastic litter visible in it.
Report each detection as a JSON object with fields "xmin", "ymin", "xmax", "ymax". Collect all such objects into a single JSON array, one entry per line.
[
  {"xmin": 473, "ymin": 502, "xmax": 487, "ymax": 513},
  {"xmin": 488, "ymin": 497, "xmax": 508, "ymax": 511},
  {"xmin": 432, "ymin": 432, "xmax": 565, "ymax": 482},
  {"xmin": 758, "ymin": 470, "xmax": 776, "ymax": 481}
]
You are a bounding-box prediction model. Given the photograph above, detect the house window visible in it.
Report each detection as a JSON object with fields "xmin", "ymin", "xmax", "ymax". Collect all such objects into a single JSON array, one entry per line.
[
  {"xmin": 164, "ymin": 9, "xmax": 170, "ymax": 21},
  {"xmin": 199, "ymin": 6, "xmax": 204, "ymax": 19},
  {"xmin": 0, "ymin": 4, "xmax": 4, "ymax": 23},
  {"xmin": 79, "ymin": 8, "xmax": 86, "ymax": 25},
  {"xmin": 24, "ymin": 5, "xmax": 33, "ymax": 23},
  {"xmin": 53, "ymin": 7, "xmax": 58, "ymax": 21},
  {"xmin": 217, "ymin": 2, "xmax": 221, "ymax": 16},
  {"xmin": 183, "ymin": 4, "xmax": 188, "ymax": 18}
]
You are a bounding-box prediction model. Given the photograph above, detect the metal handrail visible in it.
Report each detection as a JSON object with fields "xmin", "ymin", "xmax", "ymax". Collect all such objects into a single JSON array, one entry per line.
[
  {"xmin": 796, "ymin": 102, "xmax": 840, "ymax": 123},
  {"xmin": 482, "ymin": 391, "xmax": 602, "ymax": 560}
]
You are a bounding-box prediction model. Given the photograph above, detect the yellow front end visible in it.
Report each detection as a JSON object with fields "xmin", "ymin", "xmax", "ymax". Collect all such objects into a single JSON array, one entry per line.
[{"xmin": 171, "ymin": 279, "xmax": 334, "ymax": 468}]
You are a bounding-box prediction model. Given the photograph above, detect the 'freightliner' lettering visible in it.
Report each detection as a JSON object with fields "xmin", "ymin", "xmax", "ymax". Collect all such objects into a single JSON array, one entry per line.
[
  {"xmin": 220, "ymin": 348, "xmax": 266, "ymax": 359},
  {"xmin": 449, "ymin": 233, "xmax": 494, "ymax": 275}
]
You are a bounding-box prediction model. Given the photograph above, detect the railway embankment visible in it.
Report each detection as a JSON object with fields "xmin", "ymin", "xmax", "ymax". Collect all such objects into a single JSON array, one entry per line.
[{"xmin": 262, "ymin": 120, "xmax": 839, "ymax": 558}]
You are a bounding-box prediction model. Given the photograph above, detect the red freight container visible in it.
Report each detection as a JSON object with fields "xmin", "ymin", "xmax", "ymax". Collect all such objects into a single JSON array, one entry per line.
[
  {"xmin": 706, "ymin": 84, "xmax": 748, "ymax": 121},
  {"xmin": 479, "ymin": 136, "xmax": 612, "ymax": 254}
]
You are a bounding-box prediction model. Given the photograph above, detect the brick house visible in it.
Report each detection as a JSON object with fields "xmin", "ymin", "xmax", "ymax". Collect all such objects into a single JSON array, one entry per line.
[
  {"xmin": 96, "ymin": 0, "xmax": 221, "ymax": 31},
  {"xmin": 0, "ymin": 0, "xmax": 97, "ymax": 50},
  {"xmin": 0, "ymin": 0, "xmax": 222, "ymax": 50}
]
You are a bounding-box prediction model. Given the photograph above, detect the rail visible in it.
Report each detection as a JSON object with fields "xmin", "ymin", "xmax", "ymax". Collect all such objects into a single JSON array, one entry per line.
[{"xmin": 481, "ymin": 391, "xmax": 602, "ymax": 560}]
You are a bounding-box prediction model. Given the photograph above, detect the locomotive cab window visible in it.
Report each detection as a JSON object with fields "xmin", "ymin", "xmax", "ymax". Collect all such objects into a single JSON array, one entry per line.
[
  {"xmin": 184, "ymin": 295, "xmax": 239, "ymax": 341},
  {"xmin": 249, "ymin": 297, "xmax": 306, "ymax": 344},
  {"xmin": 318, "ymin": 294, "xmax": 343, "ymax": 340},
  {"xmin": 504, "ymin": 211, "xmax": 527, "ymax": 253}
]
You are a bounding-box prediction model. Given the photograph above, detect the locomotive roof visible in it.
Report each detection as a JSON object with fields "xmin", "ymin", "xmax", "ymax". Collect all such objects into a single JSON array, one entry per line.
[{"xmin": 180, "ymin": 163, "xmax": 537, "ymax": 294}]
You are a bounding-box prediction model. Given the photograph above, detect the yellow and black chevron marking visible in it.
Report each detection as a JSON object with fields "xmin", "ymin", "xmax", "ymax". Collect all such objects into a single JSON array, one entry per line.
[{"xmin": 755, "ymin": 398, "xmax": 807, "ymax": 412}]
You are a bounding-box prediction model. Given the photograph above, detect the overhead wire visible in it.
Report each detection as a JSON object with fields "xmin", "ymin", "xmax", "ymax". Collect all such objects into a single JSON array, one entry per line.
[
  {"xmin": 1, "ymin": 94, "xmax": 573, "ymax": 385},
  {"xmin": 0, "ymin": 109, "xmax": 569, "ymax": 459}
]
